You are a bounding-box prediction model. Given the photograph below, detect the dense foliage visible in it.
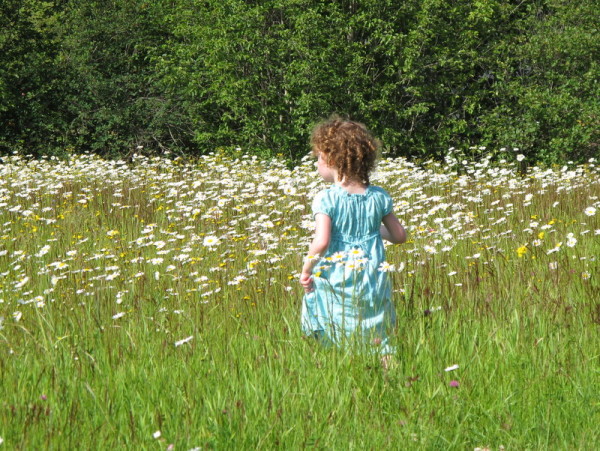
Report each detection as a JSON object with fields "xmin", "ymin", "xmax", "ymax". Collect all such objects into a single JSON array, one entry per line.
[{"xmin": 1, "ymin": 0, "xmax": 598, "ymax": 162}]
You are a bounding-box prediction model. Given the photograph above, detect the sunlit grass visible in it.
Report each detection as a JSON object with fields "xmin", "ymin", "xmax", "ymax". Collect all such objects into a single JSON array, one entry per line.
[{"xmin": 0, "ymin": 151, "xmax": 598, "ymax": 449}]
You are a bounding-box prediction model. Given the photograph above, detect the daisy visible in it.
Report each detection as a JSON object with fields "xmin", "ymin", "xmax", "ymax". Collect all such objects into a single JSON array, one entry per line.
[
  {"xmin": 423, "ymin": 245, "xmax": 437, "ymax": 254},
  {"xmin": 282, "ymin": 185, "xmax": 297, "ymax": 196},
  {"xmin": 584, "ymin": 206, "xmax": 596, "ymax": 216},
  {"xmin": 304, "ymin": 254, "xmax": 320, "ymax": 263},
  {"xmin": 547, "ymin": 242, "xmax": 562, "ymax": 254},
  {"xmin": 203, "ymin": 235, "xmax": 221, "ymax": 247},
  {"xmin": 348, "ymin": 248, "xmax": 365, "ymax": 259},
  {"xmin": 174, "ymin": 336, "xmax": 194, "ymax": 347},
  {"xmin": 36, "ymin": 245, "xmax": 51, "ymax": 257},
  {"xmin": 331, "ymin": 251, "xmax": 345, "ymax": 262},
  {"xmin": 378, "ymin": 261, "xmax": 395, "ymax": 272},
  {"xmin": 15, "ymin": 277, "xmax": 30, "ymax": 288},
  {"xmin": 355, "ymin": 257, "xmax": 369, "ymax": 267}
]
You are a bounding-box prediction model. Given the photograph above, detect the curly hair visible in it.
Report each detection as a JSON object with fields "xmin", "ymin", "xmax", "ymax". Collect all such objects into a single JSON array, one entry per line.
[{"xmin": 310, "ymin": 116, "xmax": 381, "ymax": 185}]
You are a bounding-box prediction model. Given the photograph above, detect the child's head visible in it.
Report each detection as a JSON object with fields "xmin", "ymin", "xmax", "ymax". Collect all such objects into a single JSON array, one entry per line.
[{"xmin": 310, "ymin": 115, "xmax": 380, "ymax": 185}]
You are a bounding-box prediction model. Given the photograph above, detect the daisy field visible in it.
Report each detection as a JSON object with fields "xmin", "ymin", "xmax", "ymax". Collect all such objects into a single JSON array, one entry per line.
[{"xmin": 0, "ymin": 151, "xmax": 598, "ymax": 449}]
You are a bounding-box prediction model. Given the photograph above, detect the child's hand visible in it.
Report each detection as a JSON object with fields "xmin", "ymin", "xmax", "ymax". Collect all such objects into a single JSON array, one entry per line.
[{"xmin": 299, "ymin": 272, "xmax": 314, "ymax": 293}]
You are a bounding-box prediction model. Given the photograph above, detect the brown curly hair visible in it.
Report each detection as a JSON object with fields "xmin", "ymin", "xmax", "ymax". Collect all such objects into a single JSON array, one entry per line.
[{"xmin": 310, "ymin": 116, "xmax": 381, "ymax": 185}]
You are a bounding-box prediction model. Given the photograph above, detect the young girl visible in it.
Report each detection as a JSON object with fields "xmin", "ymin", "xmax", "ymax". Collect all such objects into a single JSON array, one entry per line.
[{"xmin": 300, "ymin": 117, "xmax": 406, "ymax": 358}]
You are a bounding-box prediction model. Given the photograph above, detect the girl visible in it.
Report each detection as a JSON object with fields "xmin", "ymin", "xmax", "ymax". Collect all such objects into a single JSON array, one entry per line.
[{"xmin": 300, "ymin": 116, "xmax": 406, "ymax": 359}]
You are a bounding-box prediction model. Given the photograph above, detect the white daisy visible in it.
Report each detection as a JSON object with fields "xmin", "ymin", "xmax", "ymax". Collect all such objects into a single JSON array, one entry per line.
[{"xmin": 203, "ymin": 235, "xmax": 221, "ymax": 247}]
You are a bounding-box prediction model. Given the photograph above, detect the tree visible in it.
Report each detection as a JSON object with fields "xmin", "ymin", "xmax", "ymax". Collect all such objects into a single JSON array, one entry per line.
[{"xmin": 0, "ymin": 0, "xmax": 67, "ymax": 155}]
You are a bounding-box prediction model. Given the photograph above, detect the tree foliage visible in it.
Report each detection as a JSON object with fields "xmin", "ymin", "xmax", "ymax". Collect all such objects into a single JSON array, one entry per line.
[
  {"xmin": 0, "ymin": 0, "xmax": 67, "ymax": 153},
  {"xmin": 0, "ymin": 0, "xmax": 598, "ymax": 162}
]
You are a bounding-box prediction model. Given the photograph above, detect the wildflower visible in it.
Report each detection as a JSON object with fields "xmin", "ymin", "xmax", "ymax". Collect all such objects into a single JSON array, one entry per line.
[
  {"xmin": 516, "ymin": 154, "xmax": 525, "ymax": 162},
  {"xmin": 106, "ymin": 230, "xmax": 119, "ymax": 238},
  {"xmin": 203, "ymin": 235, "xmax": 221, "ymax": 247},
  {"xmin": 15, "ymin": 276, "xmax": 30, "ymax": 288},
  {"xmin": 449, "ymin": 380, "xmax": 460, "ymax": 388},
  {"xmin": 331, "ymin": 251, "xmax": 345, "ymax": 262},
  {"xmin": 105, "ymin": 272, "xmax": 120, "ymax": 281},
  {"xmin": 516, "ymin": 245, "xmax": 528, "ymax": 258},
  {"xmin": 227, "ymin": 275, "xmax": 247, "ymax": 285},
  {"xmin": 582, "ymin": 271, "xmax": 591, "ymax": 280},
  {"xmin": 584, "ymin": 206, "xmax": 596, "ymax": 216},
  {"xmin": 153, "ymin": 240, "xmax": 166, "ymax": 249},
  {"xmin": 36, "ymin": 245, "xmax": 51, "ymax": 257},
  {"xmin": 355, "ymin": 257, "xmax": 369, "ymax": 267},
  {"xmin": 547, "ymin": 242, "xmax": 562, "ymax": 254},
  {"xmin": 175, "ymin": 335, "xmax": 193, "ymax": 347},
  {"xmin": 112, "ymin": 312, "xmax": 125, "ymax": 319},
  {"xmin": 304, "ymin": 254, "xmax": 320, "ymax": 263},
  {"xmin": 282, "ymin": 185, "xmax": 297, "ymax": 195},
  {"xmin": 549, "ymin": 261, "xmax": 558, "ymax": 270},
  {"xmin": 445, "ymin": 364, "xmax": 459, "ymax": 372},
  {"xmin": 566, "ymin": 234, "xmax": 577, "ymax": 247},
  {"xmin": 348, "ymin": 248, "xmax": 365, "ymax": 259},
  {"xmin": 379, "ymin": 261, "xmax": 395, "ymax": 272},
  {"xmin": 345, "ymin": 262, "xmax": 358, "ymax": 272},
  {"xmin": 153, "ymin": 430, "xmax": 161, "ymax": 439},
  {"xmin": 149, "ymin": 258, "xmax": 164, "ymax": 265},
  {"xmin": 423, "ymin": 245, "xmax": 437, "ymax": 254}
]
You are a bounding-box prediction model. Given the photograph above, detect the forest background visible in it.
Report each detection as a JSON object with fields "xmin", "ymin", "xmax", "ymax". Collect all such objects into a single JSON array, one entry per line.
[{"xmin": 1, "ymin": 0, "xmax": 598, "ymax": 164}]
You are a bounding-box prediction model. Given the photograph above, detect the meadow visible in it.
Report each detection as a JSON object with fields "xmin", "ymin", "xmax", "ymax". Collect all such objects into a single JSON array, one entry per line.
[{"xmin": 0, "ymin": 150, "xmax": 598, "ymax": 449}]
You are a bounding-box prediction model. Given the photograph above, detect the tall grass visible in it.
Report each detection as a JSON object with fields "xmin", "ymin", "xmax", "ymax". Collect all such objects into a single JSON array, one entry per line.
[{"xmin": 0, "ymin": 152, "xmax": 598, "ymax": 449}]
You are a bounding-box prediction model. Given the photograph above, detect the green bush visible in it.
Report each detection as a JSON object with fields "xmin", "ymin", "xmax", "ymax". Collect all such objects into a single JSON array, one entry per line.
[
  {"xmin": 0, "ymin": 0, "xmax": 67, "ymax": 156},
  {"xmin": 1, "ymin": 0, "xmax": 598, "ymax": 163}
]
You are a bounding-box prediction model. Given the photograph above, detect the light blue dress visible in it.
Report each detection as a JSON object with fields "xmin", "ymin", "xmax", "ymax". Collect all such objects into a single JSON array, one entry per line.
[{"xmin": 301, "ymin": 184, "xmax": 396, "ymax": 354}]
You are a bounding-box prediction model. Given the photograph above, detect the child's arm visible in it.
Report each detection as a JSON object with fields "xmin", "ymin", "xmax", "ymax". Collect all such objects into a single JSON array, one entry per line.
[
  {"xmin": 300, "ymin": 213, "xmax": 332, "ymax": 293},
  {"xmin": 380, "ymin": 213, "xmax": 407, "ymax": 244}
]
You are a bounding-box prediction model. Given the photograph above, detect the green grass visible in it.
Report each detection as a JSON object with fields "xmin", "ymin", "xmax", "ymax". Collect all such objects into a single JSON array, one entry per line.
[{"xmin": 0, "ymin": 152, "xmax": 599, "ymax": 449}]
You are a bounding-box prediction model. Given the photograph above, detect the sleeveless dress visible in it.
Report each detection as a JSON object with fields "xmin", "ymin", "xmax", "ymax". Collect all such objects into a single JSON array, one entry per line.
[{"xmin": 301, "ymin": 184, "xmax": 396, "ymax": 354}]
